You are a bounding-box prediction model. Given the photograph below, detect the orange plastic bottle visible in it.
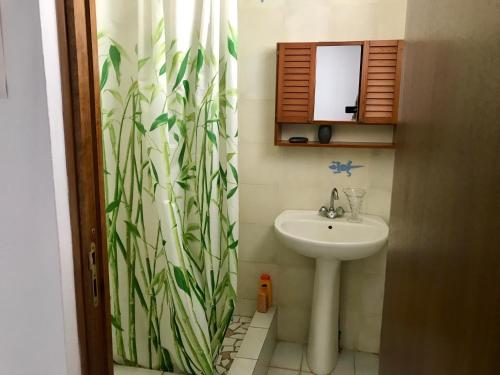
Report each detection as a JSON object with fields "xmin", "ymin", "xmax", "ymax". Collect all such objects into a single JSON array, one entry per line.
[
  {"xmin": 260, "ymin": 273, "xmax": 272, "ymax": 307},
  {"xmin": 257, "ymin": 286, "xmax": 268, "ymax": 313}
]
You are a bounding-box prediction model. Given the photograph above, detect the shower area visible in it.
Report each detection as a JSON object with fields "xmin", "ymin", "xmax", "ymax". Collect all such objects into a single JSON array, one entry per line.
[{"xmin": 96, "ymin": 0, "xmax": 247, "ymax": 374}]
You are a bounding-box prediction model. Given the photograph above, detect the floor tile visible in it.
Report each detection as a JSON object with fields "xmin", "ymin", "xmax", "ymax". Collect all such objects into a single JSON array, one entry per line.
[
  {"xmin": 267, "ymin": 368, "xmax": 299, "ymax": 375},
  {"xmin": 270, "ymin": 342, "xmax": 304, "ymax": 371},
  {"xmin": 354, "ymin": 352, "xmax": 379, "ymax": 375},
  {"xmin": 229, "ymin": 358, "xmax": 257, "ymax": 375},
  {"xmin": 332, "ymin": 350, "xmax": 355, "ymax": 375},
  {"xmin": 237, "ymin": 327, "xmax": 268, "ymax": 359}
]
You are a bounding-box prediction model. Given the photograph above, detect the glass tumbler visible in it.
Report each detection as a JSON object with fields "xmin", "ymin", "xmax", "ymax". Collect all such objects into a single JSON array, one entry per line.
[{"xmin": 343, "ymin": 187, "xmax": 366, "ymax": 223}]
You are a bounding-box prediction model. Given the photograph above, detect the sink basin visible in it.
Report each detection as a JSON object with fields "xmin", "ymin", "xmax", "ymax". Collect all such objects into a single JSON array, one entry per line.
[
  {"xmin": 274, "ymin": 210, "xmax": 389, "ymax": 375},
  {"xmin": 274, "ymin": 210, "xmax": 388, "ymax": 261}
]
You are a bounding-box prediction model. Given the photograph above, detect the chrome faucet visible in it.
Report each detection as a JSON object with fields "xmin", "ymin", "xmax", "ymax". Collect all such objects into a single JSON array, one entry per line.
[{"xmin": 319, "ymin": 188, "xmax": 345, "ymax": 219}]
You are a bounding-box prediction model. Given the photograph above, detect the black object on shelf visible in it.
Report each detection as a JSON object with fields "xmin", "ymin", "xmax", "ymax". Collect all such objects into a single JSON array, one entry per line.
[
  {"xmin": 288, "ymin": 137, "xmax": 309, "ymax": 143},
  {"xmin": 345, "ymin": 106, "xmax": 358, "ymax": 114},
  {"xmin": 318, "ymin": 125, "xmax": 332, "ymax": 144}
]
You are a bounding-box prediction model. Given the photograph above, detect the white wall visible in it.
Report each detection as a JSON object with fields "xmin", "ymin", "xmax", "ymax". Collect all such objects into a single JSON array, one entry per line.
[
  {"xmin": 0, "ymin": 1, "xmax": 76, "ymax": 374},
  {"xmin": 237, "ymin": 0, "xmax": 407, "ymax": 353}
]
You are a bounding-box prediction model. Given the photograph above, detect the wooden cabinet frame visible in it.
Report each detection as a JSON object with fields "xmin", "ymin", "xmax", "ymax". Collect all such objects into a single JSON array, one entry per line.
[{"xmin": 275, "ymin": 40, "xmax": 404, "ymax": 148}]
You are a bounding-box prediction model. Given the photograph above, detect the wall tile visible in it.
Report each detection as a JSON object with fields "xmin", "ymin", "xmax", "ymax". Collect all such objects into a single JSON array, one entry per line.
[
  {"xmin": 357, "ymin": 313, "xmax": 383, "ymax": 353},
  {"xmin": 277, "ymin": 306, "xmax": 311, "ymax": 344},
  {"xmin": 239, "ymin": 223, "xmax": 278, "ymax": 263},
  {"xmin": 240, "ymin": 142, "xmax": 282, "ymax": 185},
  {"xmin": 276, "ymin": 148, "xmax": 324, "ymax": 188},
  {"xmin": 238, "ymin": 261, "xmax": 278, "ymax": 300},
  {"xmin": 340, "ymin": 261, "xmax": 364, "ymax": 312},
  {"xmin": 284, "ymin": 0, "xmax": 336, "ymax": 41},
  {"xmin": 239, "ymin": 0, "xmax": 285, "ymax": 52},
  {"xmin": 275, "ymin": 265, "xmax": 315, "ymax": 307},
  {"xmin": 275, "ymin": 242, "xmax": 315, "ymax": 268},
  {"xmin": 360, "ymin": 274, "xmax": 386, "ymax": 316},
  {"xmin": 236, "ymin": 298, "xmax": 257, "ymax": 317},
  {"xmin": 238, "ymin": 51, "xmax": 277, "ymax": 101},
  {"xmin": 340, "ymin": 309, "xmax": 360, "ymax": 350},
  {"xmin": 363, "ymin": 245, "xmax": 388, "ymax": 276},
  {"xmin": 239, "ymin": 99, "xmax": 275, "ymax": 145},
  {"xmin": 368, "ymin": 150, "xmax": 395, "ymax": 190},
  {"xmin": 276, "ymin": 185, "xmax": 326, "ymax": 212},
  {"xmin": 240, "ymin": 184, "xmax": 279, "ymax": 225},
  {"xmin": 363, "ymin": 188, "xmax": 392, "ymax": 220}
]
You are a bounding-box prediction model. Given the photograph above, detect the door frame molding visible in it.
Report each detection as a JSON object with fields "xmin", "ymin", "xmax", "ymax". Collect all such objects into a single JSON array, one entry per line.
[{"xmin": 55, "ymin": 0, "xmax": 113, "ymax": 374}]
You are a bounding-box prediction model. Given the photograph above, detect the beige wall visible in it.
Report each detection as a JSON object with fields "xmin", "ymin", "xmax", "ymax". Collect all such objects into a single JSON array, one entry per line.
[{"xmin": 237, "ymin": 0, "xmax": 407, "ymax": 353}]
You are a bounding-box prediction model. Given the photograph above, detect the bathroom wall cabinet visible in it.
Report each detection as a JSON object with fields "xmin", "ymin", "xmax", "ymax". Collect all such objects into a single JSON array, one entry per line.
[{"xmin": 275, "ymin": 40, "xmax": 404, "ymax": 148}]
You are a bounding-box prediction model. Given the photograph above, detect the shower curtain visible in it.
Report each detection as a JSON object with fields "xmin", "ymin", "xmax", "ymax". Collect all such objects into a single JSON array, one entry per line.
[{"xmin": 97, "ymin": 1, "xmax": 238, "ymax": 374}]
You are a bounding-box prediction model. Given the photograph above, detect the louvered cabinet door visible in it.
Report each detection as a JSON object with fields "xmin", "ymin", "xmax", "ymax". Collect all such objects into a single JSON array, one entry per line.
[
  {"xmin": 276, "ymin": 43, "xmax": 316, "ymax": 123},
  {"xmin": 359, "ymin": 40, "xmax": 404, "ymax": 124}
]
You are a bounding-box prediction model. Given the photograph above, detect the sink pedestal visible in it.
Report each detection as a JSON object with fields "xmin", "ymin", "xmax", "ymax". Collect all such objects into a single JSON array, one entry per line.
[{"xmin": 307, "ymin": 258, "xmax": 341, "ymax": 375}]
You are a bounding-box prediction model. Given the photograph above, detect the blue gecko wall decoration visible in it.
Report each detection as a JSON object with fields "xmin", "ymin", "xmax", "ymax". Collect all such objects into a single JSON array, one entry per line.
[{"xmin": 329, "ymin": 160, "xmax": 364, "ymax": 177}]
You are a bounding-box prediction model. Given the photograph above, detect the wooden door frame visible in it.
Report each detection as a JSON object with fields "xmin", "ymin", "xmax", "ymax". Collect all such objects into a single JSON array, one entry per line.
[{"xmin": 55, "ymin": 0, "xmax": 113, "ymax": 374}]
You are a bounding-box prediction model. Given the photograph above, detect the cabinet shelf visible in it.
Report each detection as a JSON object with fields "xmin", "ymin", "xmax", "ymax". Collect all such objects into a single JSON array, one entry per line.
[{"xmin": 276, "ymin": 140, "xmax": 395, "ymax": 149}]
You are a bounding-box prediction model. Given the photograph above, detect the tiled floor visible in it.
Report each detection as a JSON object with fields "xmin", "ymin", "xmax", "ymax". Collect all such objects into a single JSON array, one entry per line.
[
  {"xmin": 114, "ymin": 315, "xmax": 252, "ymax": 375},
  {"xmin": 215, "ymin": 315, "xmax": 252, "ymax": 374},
  {"xmin": 268, "ymin": 341, "xmax": 378, "ymax": 375}
]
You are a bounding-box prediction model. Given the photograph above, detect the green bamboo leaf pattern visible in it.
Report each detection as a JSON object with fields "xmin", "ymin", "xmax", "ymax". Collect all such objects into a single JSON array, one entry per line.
[
  {"xmin": 97, "ymin": 3, "xmax": 238, "ymax": 374},
  {"xmin": 106, "ymin": 200, "xmax": 120, "ymax": 213},
  {"xmin": 228, "ymin": 37, "xmax": 237, "ymax": 59},
  {"xmin": 159, "ymin": 62, "xmax": 167, "ymax": 75},
  {"xmin": 196, "ymin": 48, "xmax": 204, "ymax": 75},
  {"xmin": 100, "ymin": 58, "xmax": 110, "ymax": 90},
  {"xmin": 109, "ymin": 45, "xmax": 121, "ymax": 84},
  {"xmin": 173, "ymin": 49, "xmax": 190, "ymax": 90},
  {"xmin": 150, "ymin": 113, "xmax": 169, "ymax": 131},
  {"xmin": 173, "ymin": 266, "xmax": 190, "ymax": 295},
  {"xmin": 138, "ymin": 57, "xmax": 150, "ymax": 71}
]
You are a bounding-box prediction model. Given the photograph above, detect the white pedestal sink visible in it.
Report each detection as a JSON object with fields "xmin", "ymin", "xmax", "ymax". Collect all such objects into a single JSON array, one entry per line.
[{"xmin": 274, "ymin": 210, "xmax": 388, "ymax": 375}]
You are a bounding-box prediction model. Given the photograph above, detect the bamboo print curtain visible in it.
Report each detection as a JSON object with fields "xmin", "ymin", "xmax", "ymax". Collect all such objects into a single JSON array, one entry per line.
[{"xmin": 97, "ymin": 1, "xmax": 238, "ymax": 374}]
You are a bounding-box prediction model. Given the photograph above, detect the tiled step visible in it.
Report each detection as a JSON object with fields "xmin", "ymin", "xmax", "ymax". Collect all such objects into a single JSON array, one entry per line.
[{"xmin": 229, "ymin": 306, "xmax": 278, "ymax": 375}]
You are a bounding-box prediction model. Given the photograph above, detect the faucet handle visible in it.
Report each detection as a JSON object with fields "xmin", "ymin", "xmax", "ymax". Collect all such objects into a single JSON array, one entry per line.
[{"xmin": 332, "ymin": 187, "xmax": 339, "ymax": 200}]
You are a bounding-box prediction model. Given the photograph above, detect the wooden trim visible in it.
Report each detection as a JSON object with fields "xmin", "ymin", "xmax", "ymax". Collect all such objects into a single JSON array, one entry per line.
[
  {"xmin": 316, "ymin": 41, "xmax": 364, "ymax": 46},
  {"xmin": 276, "ymin": 140, "xmax": 395, "ymax": 149},
  {"xmin": 55, "ymin": 1, "xmax": 89, "ymax": 371},
  {"xmin": 358, "ymin": 41, "xmax": 371, "ymax": 123},
  {"xmin": 274, "ymin": 44, "xmax": 280, "ymax": 146},
  {"xmin": 307, "ymin": 45, "xmax": 317, "ymax": 122},
  {"xmin": 55, "ymin": 0, "xmax": 113, "ymax": 374},
  {"xmin": 392, "ymin": 40, "xmax": 405, "ymax": 124}
]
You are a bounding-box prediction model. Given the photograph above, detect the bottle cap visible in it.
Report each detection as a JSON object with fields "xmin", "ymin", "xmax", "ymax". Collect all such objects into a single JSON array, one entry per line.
[{"xmin": 260, "ymin": 273, "xmax": 271, "ymax": 280}]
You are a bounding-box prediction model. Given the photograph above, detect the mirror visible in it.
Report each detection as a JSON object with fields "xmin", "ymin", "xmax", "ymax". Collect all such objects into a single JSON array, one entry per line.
[{"xmin": 313, "ymin": 45, "xmax": 362, "ymax": 122}]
